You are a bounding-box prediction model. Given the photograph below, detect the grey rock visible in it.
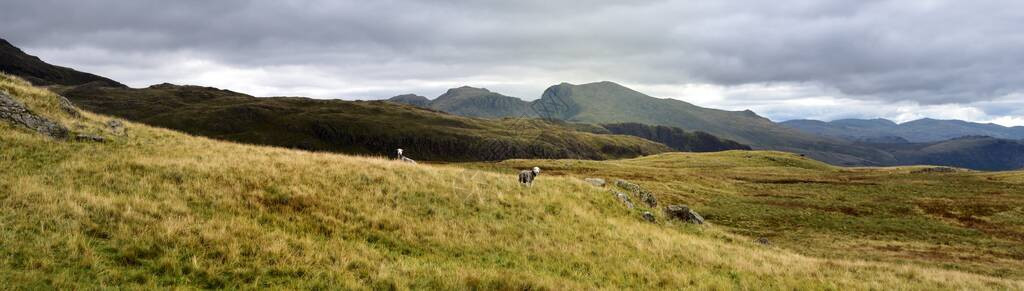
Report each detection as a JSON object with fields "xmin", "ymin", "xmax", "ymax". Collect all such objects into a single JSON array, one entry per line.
[
  {"xmin": 664, "ymin": 205, "xmax": 704, "ymax": 224},
  {"xmin": 0, "ymin": 91, "xmax": 69, "ymax": 139},
  {"xmin": 612, "ymin": 191, "xmax": 634, "ymax": 209},
  {"xmin": 615, "ymin": 179, "xmax": 658, "ymax": 208},
  {"xmin": 584, "ymin": 178, "xmax": 606, "ymax": 187},
  {"xmin": 75, "ymin": 134, "xmax": 105, "ymax": 142},
  {"xmin": 57, "ymin": 96, "xmax": 81, "ymax": 118},
  {"xmin": 107, "ymin": 119, "xmax": 125, "ymax": 134},
  {"xmin": 756, "ymin": 237, "xmax": 771, "ymax": 245},
  {"xmin": 911, "ymin": 166, "xmax": 959, "ymax": 174},
  {"xmin": 642, "ymin": 211, "xmax": 656, "ymax": 222}
]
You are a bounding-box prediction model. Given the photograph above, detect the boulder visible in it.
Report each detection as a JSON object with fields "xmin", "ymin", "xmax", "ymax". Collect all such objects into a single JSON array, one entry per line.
[
  {"xmin": 57, "ymin": 96, "xmax": 81, "ymax": 118},
  {"xmin": 755, "ymin": 237, "xmax": 771, "ymax": 245},
  {"xmin": 664, "ymin": 205, "xmax": 704, "ymax": 224},
  {"xmin": 642, "ymin": 211, "xmax": 656, "ymax": 223},
  {"xmin": 584, "ymin": 178, "xmax": 606, "ymax": 187},
  {"xmin": 612, "ymin": 191, "xmax": 634, "ymax": 209},
  {"xmin": 107, "ymin": 119, "xmax": 125, "ymax": 134},
  {"xmin": 0, "ymin": 91, "xmax": 68, "ymax": 139},
  {"xmin": 615, "ymin": 179, "xmax": 657, "ymax": 208},
  {"xmin": 75, "ymin": 134, "xmax": 105, "ymax": 142}
]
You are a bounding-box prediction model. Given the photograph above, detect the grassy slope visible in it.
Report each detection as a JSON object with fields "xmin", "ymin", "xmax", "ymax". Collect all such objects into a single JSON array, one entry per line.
[
  {"xmin": 58, "ymin": 84, "xmax": 670, "ymax": 162},
  {"xmin": 471, "ymin": 151, "xmax": 1024, "ymax": 279},
  {"xmin": 2, "ymin": 76, "xmax": 1023, "ymax": 289}
]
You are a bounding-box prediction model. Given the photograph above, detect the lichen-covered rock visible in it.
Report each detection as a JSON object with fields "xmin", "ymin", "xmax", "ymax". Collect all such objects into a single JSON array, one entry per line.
[
  {"xmin": 584, "ymin": 178, "xmax": 606, "ymax": 187},
  {"xmin": 612, "ymin": 191, "xmax": 634, "ymax": 209},
  {"xmin": 107, "ymin": 119, "xmax": 125, "ymax": 135},
  {"xmin": 664, "ymin": 205, "xmax": 704, "ymax": 224},
  {"xmin": 58, "ymin": 96, "xmax": 81, "ymax": 118},
  {"xmin": 0, "ymin": 91, "xmax": 68, "ymax": 139},
  {"xmin": 615, "ymin": 179, "xmax": 657, "ymax": 208}
]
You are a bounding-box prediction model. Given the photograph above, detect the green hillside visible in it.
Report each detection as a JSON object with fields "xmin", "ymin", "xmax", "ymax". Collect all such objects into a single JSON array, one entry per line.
[
  {"xmin": 3, "ymin": 69, "xmax": 1023, "ymax": 289},
  {"xmin": 597, "ymin": 122, "xmax": 752, "ymax": 152},
  {"xmin": 57, "ymin": 83, "xmax": 670, "ymax": 162},
  {"xmin": 535, "ymin": 82, "xmax": 897, "ymax": 166}
]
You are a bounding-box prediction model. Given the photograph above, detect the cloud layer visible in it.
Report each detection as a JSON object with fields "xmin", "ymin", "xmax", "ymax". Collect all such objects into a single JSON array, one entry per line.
[{"xmin": 2, "ymin": 0, "xmax": 1023, "ymax": 125}]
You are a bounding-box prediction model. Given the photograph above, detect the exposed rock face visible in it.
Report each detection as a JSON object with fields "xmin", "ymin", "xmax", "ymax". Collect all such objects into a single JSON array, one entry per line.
[
  {"xmin": 615, "ymin": 179, "xmax": 658, "ymax": 208},
  {"xmin": 584, "ymin": 178, "xmax": 606, "ymax": 187},
  {"xmin": 664, "ymin": 205, "xmax": 704, "ymax": 224},
  {"xmin": 0, "ymin": 91, "xmax": 68, "ymax": 139}
]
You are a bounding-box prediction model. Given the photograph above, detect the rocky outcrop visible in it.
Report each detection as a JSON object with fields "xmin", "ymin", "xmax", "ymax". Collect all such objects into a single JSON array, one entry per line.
[
  {"xmin": 0, "ymin": 91, "xmax": 68, "ymax": 139},
  {"xmin": 585, "ymin": 178, "xmax": 606, "ymax": 187},
  {"xmin": 664, "ymin": 205, "xmax": 704, "ymax": 224},
  {"xmin": 615, "ymin": 179, "xmax": 657, "ymax": 208}
]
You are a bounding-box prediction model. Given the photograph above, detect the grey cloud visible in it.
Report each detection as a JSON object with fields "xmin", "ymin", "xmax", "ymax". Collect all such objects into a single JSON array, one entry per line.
[{"xmin": 2, "ymin": 0, "xmax": 1024, "ymax": 107}]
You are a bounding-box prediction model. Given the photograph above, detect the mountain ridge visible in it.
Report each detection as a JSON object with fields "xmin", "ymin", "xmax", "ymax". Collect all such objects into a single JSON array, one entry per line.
[{"xmin": 782, "ymin": 117, "xmax": 1024, "ymax": 143}]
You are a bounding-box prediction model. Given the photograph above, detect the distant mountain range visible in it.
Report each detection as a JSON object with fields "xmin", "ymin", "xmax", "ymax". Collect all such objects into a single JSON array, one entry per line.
[
  {"xmin": 391, "ymin": 81, "xmax": 897, "ymax": 166},
  {"xmin": 781, "ymin": 118, "xmax": 1024, "ymax": 143},
  {"xmin": 390, "ymin": 82, "xmax": 1024, "ymax": 170},
  {"xmin": 2, "ymin": 37, "xmax": 1021, "ymax": 170}
]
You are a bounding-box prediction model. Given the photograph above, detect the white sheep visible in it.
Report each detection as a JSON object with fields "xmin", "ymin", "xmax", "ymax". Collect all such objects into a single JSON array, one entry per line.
[
  {"xmin": 396, "ymin": 148, "xmax": 417, "ymax": 164},
  {"xmin": 519, "ymin": 167, "xmax": 541, "ymax": 186}
]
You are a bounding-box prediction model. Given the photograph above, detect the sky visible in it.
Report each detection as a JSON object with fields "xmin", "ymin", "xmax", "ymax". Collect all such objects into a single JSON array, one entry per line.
[{"xmin": 3, "ymin": 0, "xmax": 1024, "ymax": 125}]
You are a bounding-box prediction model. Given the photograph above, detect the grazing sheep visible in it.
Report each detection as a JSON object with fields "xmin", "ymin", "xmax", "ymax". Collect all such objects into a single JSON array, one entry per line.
[
  {"xmin": 396, "ymin": 148, "xmax": 417, "ymax": 164},
  {"xmin": 519, "ymin": 167, "xmax": 541, "ymax": 186}
]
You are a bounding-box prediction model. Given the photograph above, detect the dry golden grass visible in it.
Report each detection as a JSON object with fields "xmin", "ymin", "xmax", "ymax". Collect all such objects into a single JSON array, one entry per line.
[{"xmin": 2, "ymin": 74, "xmax": 1023, "ymax": 289}]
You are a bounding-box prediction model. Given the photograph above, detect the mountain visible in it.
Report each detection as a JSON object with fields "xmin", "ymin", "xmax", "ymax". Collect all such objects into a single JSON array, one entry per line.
[
  {"xmin": 0, "ymin": 38, "xmax": 125, "ymax": 87},
  {"xmin": 388, "ymin": 86, "xmax": 758, "ymax": 154},
  {"xmin": 422, "ymin": 86, "xmax": 536, "ymax": 118},
  {"xmin": 386, "ymin": 93, "xmax": 430, "ymax": 107},
  {"xmin": 782, "ymin": 118, "xmax": 1024, "ymax": 143},
  {"xmin": 57, "ymin": 83, "xmax": 670, "ymax": 161},
  {"xmin": 394, "ymin": 81, "xmax": 894, "ymax": 166},
  {"xmin": 530, "ymin": 82, "xmax": 896, "ymax": 166},
  {"xmin": 5, "ymin": 73, "xmax": 1022, "ymax": 288}
]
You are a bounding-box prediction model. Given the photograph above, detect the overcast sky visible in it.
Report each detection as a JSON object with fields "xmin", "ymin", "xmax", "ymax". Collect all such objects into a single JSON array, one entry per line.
[{"xmin": 3, "ymin": 0, "xmax": 1024, "ymax": 125}]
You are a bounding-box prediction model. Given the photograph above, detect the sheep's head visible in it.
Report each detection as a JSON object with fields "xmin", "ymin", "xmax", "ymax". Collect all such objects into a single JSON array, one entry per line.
[
  {"xmin": 397, "ymin": 148, "xmax": 404, "ymax": 155},
  {"xmin": 532, "ymin": 167, "xmax": 541, "ymax": 174}
]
